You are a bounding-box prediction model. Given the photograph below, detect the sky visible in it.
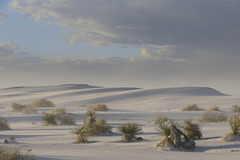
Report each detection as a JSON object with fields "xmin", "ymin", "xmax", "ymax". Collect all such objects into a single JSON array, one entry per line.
[{"xmin": 0, "ymin": 0, "xmax": 240, "ymax": 95}]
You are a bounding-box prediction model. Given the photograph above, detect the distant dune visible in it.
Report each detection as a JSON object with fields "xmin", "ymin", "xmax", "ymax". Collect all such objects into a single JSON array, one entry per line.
[{"xmin": 0, "ymin": 84, "xmax": 227, "ymax": 106}]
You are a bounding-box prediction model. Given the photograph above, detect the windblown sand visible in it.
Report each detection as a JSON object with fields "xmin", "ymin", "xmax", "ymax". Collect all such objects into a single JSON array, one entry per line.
[{"xmin": 1, "ymin": 84, "xmax": 240, "ymax": 160}]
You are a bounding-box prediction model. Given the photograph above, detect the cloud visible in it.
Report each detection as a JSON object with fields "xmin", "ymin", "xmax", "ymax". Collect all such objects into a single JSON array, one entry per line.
[
  {"xmin": 9, "ymin": 0, "xmax": 240, "ymax": 58},
  {"xmin": 0, "ymin": 41, "xmax": 19, "ymax": 56}
]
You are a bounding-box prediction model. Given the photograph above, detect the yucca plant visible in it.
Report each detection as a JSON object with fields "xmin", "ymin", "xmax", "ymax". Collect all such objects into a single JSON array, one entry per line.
[
  {"xmin": 183, "ymin": 118, "xmax": 202, "ymax": 140},
  {"xmin": 229, "ymin": 114, "xmax": 240, "ymax": 135},
  {"xmin": 154, "ymin": 114, "xmax": 168, "ymax": 125},
  {"xmin": 73, "ymin": 125, "xmax": 89, "ymax": 143},
  {"xmin": 86, "ymin": 110, "xmax": 97, "ymax": 124},
  {"xmin": 118, "ymin": 122, "xmax": 142, "ymax": 142}
]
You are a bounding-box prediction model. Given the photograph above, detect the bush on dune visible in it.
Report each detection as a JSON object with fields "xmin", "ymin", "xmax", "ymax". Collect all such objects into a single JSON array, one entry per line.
[
  {"xmin": 0, "ymin": 117, "xmax": 10, "ymax": 130},
  {"xmin": 232, "ymin": 105, "xmax": 240, "ymax": 112},
  {"xmin": 42, "ymin": 107, "xmax": 75, "ymax": 125},
  {"xmin": 28, "ymin": 99, "xmax": 55, "ymax": 108},
  {"xmin": 181, "ymin": 104, "xmax": 204, "ymax": 111},
  {"xmin": 0, "ymin": 146, "xmax": 35, "ymax": 160},
  {"xmin": 183, "ymin": 118, "xmax": 202, "ymax": 140},
  {"xmin": 88, "ymin": 103, "xmax": 109, "ymax": 111},
  {"xmin": 11, "ymin": 103, "xmax": 27, "ymax": 112},
  {"xmin": 73, "ymin": 110, "xmax": 111, "ymax": 143},
  {"xmin": 118, "ymin": 122, "xmax": 142, "ymax": 142},
  {"xmin": 197, "ymin": 111, "xmax": 227, "ymax": 122},
  {"xmin": 209, "ymin": 105, "xmax": 221, "ymax": 111}
]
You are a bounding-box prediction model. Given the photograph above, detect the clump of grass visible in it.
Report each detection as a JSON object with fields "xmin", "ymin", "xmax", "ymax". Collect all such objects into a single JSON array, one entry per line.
[
  {"xmin": 88, "ymin": 103, "xmax": 109, "ymax": 111},
  {"xmin": 72, "ymin": 125, "xmax": 89, "ymax": 143},
  {"xmin": 118, "ymin": 122, "xmax": 142, "ymax": 142},
  {"xmin": 9, "ymin": 135, "xmax": 16, "ymax": 141},
  {"xmin": 11, "ymin": 103, "xmax": 27, "ymax": 112},
  {"xmin": 232, "ymin": 105, "xmax": 240, "ymax": 112},
  {"xmin": 154, "ymin": 114, "xmax": 168, "ymax": 125},
  {"xmin": 0, "ymin": 146, "xmax": 35, "ymax": 160},
  {"xmin": 42, "ymin": 108, "xmax": 75, "ymax": 125},
  {"xmin": 75, "ymin": 104, "xmax": 87, "ymax": 107},
  {"xmin": 209, "ymin": 105, "xmax": 220, "ymax": 111},
  {"xmin": 28, "ymin": 99, "xmax": 55, "ymax": 108},
  {"xmin": 181, "ymin": 104, "xmax": 204, "ymax": 111},
  {"xmin": 183, "ymin": 118, "xmax": 202, "ymax": 140},
  {"xmin": 0, "ymin": 117, "xmax": 10, "ymax": 130},
  {"xmin": 73, "ymin": 110, "xmax": 111, "ymax": 143},
  {"xmin": 42, "ymin": 113, "xmax": 57, "ymax": 125},
  {"xmin": 197, "ymin": 111, "xmax": 227, "ymax": 122},
  {"xmin": 229, "ymin": 114, "xmax": 240, "ymax": 135}
]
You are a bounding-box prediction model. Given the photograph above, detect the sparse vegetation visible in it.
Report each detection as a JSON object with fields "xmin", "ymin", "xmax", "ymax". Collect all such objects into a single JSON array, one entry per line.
[
  {"xmin": 232, "ymin": 105, "xmax": 240, "ymax": 112},
  {"xmin": 73, "ymin": 110, "xmax": 111, "ymax": 143},
  {"xmin": 183, "ymin": 118, "xmax": 202, "ymax": 140},
  {"xmin": 42, "ymin": 107, "xmax": 75, "ymax": 125},
  {"xmin": 197, "ymin": 111, "xmax": 227, "ymax": 122},
  {"xmin": 154, "ymin": 114, "xmax": 168, "ymax": 125},
  {"xmin": 209, "ymin": 105, "xmax": 220, "ymax": 111},
  {"xmin": 0, "ymin": 117, "xmax": 10, "ymax": 130},
  {"xmin": 156, "ymin": 121, "xmax": 180, "ymax": 137},
  {"xmin": 42, "ymin": 113, "xmax": 57, "ymax": 125},
  {"xmin": 22, "ymin": 107, "xmax": 37, "ymax": 115},
  {"xmin": 118, "ymin": 122, "xmax": 142, "ymax": 142},
  {"xmin": 181, "ymin": 104, "xmax": 204, "ymax": 111},
  {"xmin": 75, "ymin": 104, "xmax": 87, "ymax": 107},
  {"xmin": 9, "ymin": 135, "xmax": 16, "ymax": 141},
  {"xmin": 0, "ymin": 146, "xmax": 35, "ymax": 160},
  {"xmin": 88, "ymin": 103, "xmax": 109, "ymax": 111},
  {"xmin": 229, "ymin": 114, "xmax": 240, "ymax": 135},
  {"xmin": 28, "ymin": 99, "xmax": 55, "ymax": 108},
  {"xmin": 11, "ymin": 103, "xmax": 27, "ymax": 112}
]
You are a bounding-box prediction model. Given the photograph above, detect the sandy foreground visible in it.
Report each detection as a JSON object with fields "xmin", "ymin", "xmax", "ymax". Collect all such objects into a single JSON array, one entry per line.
[{"xmin": 1, "ymin": 84, "xmax": 240, "ymax": 160}]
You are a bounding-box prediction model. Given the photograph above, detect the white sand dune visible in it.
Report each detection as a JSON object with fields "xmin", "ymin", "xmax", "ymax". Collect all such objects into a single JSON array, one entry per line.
[{"xmin": 0, "ymin": 84, "xmax": 240, "ymax": 160}]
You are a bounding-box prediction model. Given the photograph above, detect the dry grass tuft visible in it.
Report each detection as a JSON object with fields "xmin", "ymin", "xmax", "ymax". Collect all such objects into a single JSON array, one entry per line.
[
  {"xmin": 209, "ymin": 105, "xmax": 221, "ymax": 111},
  {"xmin": 88, "ymin": 103, "xmax": 109, "ymax": 111},
  {"xmin": 28, "ymin": 99, "xmax": 55, "ymax": 108},
  {"xmin": 181, "ymin": 104, "xmax": 204, "ymax": 111},
  {"xmin": 232, "ymin": 105, "xmax": 240, "ymax": 112},
  {"xmin": 0, "ymin": 117, "xmax": 10, "ymax": 130},
  {"xmin": 154, "ymin": 114, "xmax": 168, "ymax": 125},
  {"xmin": 183, "ymin": 118, "xmax": 202, "ymax": 139},
  {"xmin": 197, "ymin": 111, "xmax": 227, "ymax": 122},
  {"xmin": 118, "ymin": 122, "xmax": 142, "ymax": 142},
  {"xmin": 0, "ymin": 146, "xmax": 35, "ymax": 160}
]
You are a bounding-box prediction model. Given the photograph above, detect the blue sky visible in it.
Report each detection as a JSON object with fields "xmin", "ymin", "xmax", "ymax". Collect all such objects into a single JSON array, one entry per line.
[{"xmin": 1, "ymin": 0, "xmax": 240, "ymax": 95}]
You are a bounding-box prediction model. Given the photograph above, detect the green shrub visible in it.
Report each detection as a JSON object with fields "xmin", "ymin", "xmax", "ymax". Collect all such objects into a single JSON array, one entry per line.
[
  {"xmin": 0, "ymin": 146, "xmax": 35, "ymax": 160},
  {"xmin": 181, "ymin": 104, "xmax": 204, "ymax": 111},
  {"xmin": 232, "ymin": 105, "xmax": 240, "ymax": 112},
  {"xmin": 118, "ymin": 122, "xmax": 142, "ymax": 142},
  {"xmin": 209, "ymin": 105, "xmax": 220, "ymax": 111},
  {"xmin": 0, "ymin": 117, "xmax": 10, "ymax": 130},
  {"xmin": 42, "ymin": 113, "xmax": 57, "ymax": 125},
  {"xmin": 229, "ymin": 114, "xmax": 240, "ymax": 135},
  {"xmin": 88, "ymin": 103, "xmax": 109, "ymax": 111},
  {"xmin": 183, "ymin": 118, "xmax": 202, "ymax": 139},
  {"xmin": 29, "ymin": 99, "xmax": 55, "ymax": 108},
  {"xmin": 11, "ymin": 103, "xmax": 27, "ymax": 112},
  {"xmin": 197, "ymin": 111, "xmax": 227, "ymax": 122},
  {"xmin": 154, "ymin": 114, "xmax": 168, "ymax": 124}
]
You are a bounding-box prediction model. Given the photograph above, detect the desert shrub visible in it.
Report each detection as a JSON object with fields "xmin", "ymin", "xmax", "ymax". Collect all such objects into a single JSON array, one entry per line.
[
  {"xmin": 229, "ymin": 114, "xmax": 240, "ymax": 135},
  {"xmin": 56, "ymin": 113, "xmax": 75, "ymax": 125},
  {"xmin": 73, "ymin": 111, "xmax": 111, "ymax": 143},
  {"xmin": 0, "ymin": 117, "xmax": 10, "ymax": 130},
  {"xmin": 75, "ymin": 104, "xmax": 87, "ymax": 107},
  {"xmin": 156, "ymin": 121, "xmax": 180, "ymax": 137},
  {"xmin": 232, "ymin": 105, "xmax": 240, "ymax": 112},
  {"xmin": 181, "ymin": 104, "xmax": 204, "ymax": 111},
  {"xmin": 183, "ymin": 118, "xmax": 202, "ymax": 140},
  {"xmin": 154, "ymin": 114, "xmax": 168, "ymax": 124},
  {"xmin": 11, "ymin": 103, "xmax": 27, "ymax": 112},
  {"xmin": 118, "ymin": 122, "xmax": 142, "ymax": 142},
  {"xmin": 42, "ymin": 113, "xmax": 57, "ymax": 125},
  {"xmin": 52, "ymin": 108, "xmax": 66, "ymax": 115},
  {"xmin": 197, "ymin": 111, "xmax": 227, "ymax": 122},
  {"xmin": 72, "ymin": 125, "xmax": 89, "ymax": 143},
  {"xmin": 22, "ymin": 107, "xmax": 37, "ymax": 115},
  {"xmin": 0, "ymin": 146, "xmax": 35, "ymax": 160},
  {"xmin": 209, "ymin": 105, "xmax": 220, "ymax": 111},
  {"xmin": 28, "ymin": 99, "xmax": 55, "ymax": 108},
  {"xmin": 9, "ymin": 135, "xmax": 16, "ymax": 141},
  {"xmin": 88, "ymin": 103, "xmax": 109, "ymax": 111}
]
